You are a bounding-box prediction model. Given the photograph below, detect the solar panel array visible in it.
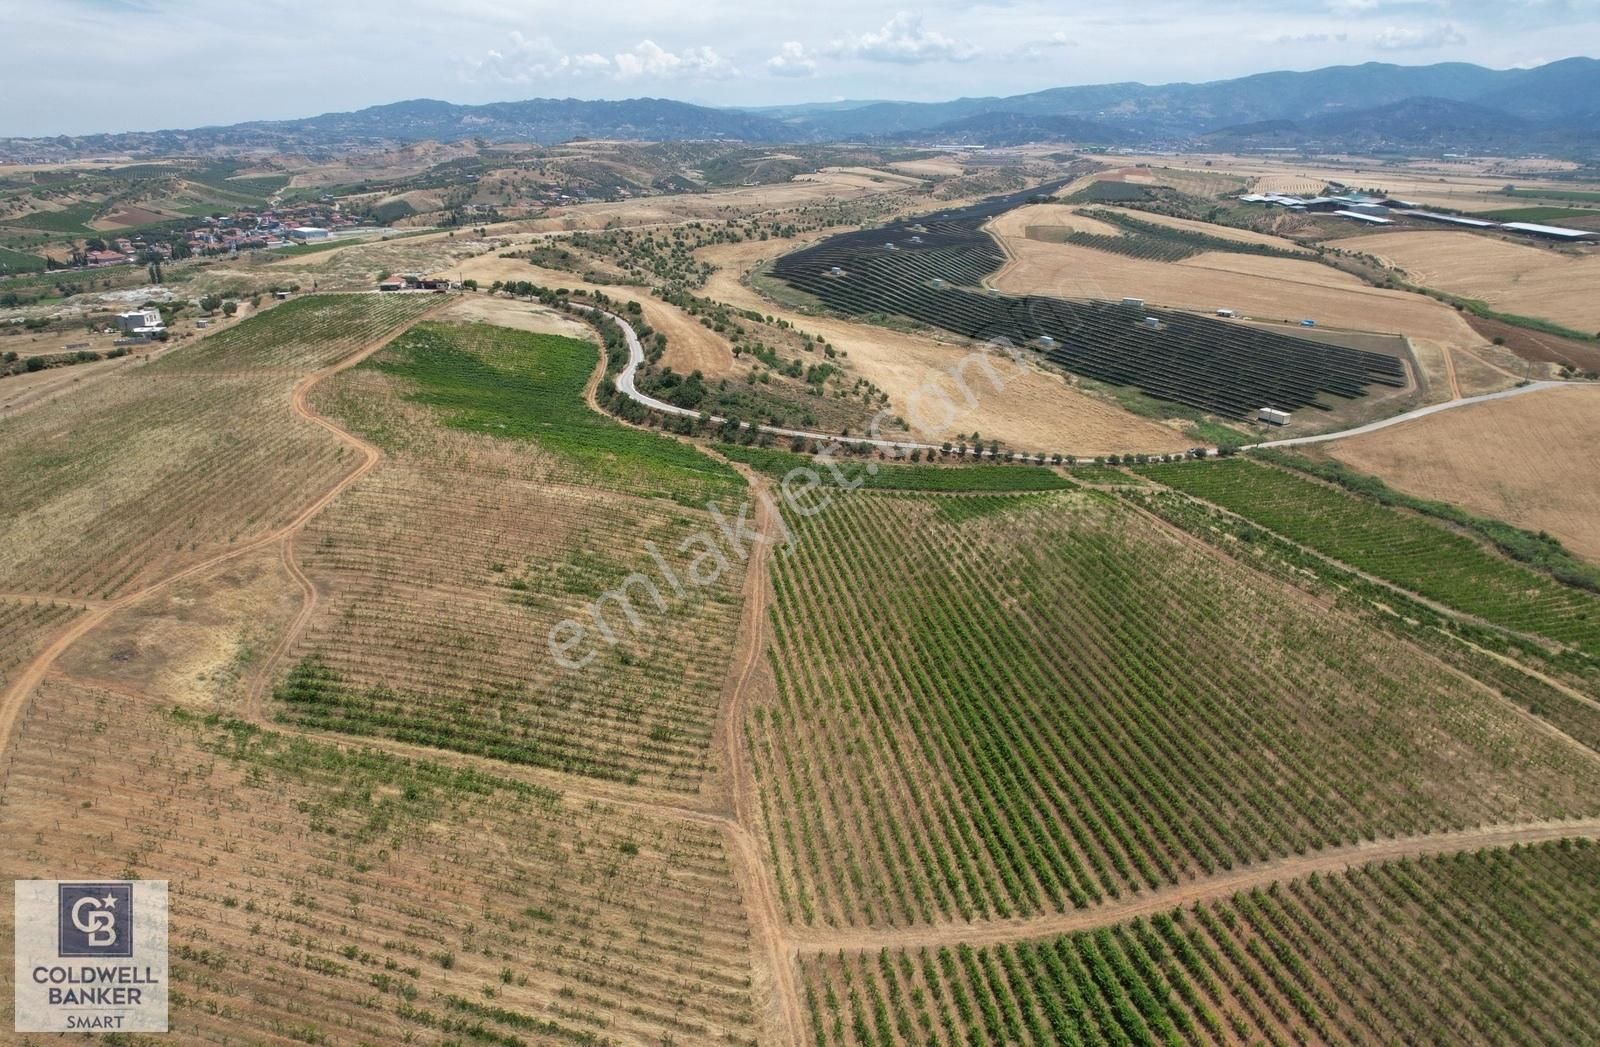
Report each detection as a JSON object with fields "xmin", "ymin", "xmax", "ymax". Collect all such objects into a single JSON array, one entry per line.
[{"xmin": 772, "ymin": 185, "xmax": 1407, "ymax": 418}]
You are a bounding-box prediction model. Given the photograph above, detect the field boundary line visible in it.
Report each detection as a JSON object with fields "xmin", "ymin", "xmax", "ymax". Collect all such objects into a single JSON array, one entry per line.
[
  {"xmin": 789, "ymin": 818, "xmax": 1600, "ymax": 955},
  {"xmin": 709, "ymin": 464, "xmax": 805, "ymax": 1047},
  {"xmin": 0, "ymin": 593, "xmax": 109, "ymax": 611},
  {"xmin": 0, "ymin": 297, "xmax": 457, "ymax": 772},
  {"xmin": 1120, "ymin": 486, "xmax": 1600, "ymax": 763}
]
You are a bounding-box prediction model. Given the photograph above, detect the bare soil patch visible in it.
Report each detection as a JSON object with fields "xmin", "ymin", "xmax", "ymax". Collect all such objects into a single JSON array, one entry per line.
[
  {"xmin": 441, "ymin": 293, "xmax": 591, "ymax": 338},
  {"xmin": 57, "ymin": 547, "xmax": 297, "ymax": 710}
]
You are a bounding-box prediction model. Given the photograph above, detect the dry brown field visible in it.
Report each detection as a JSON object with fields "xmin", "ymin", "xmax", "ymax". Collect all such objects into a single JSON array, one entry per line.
[
  {"xmin": 0, "ymin": 674, "xmax": 760, "ymax": 1045},
  {"xmin": 1326, "ymin": 383, "xmax": 1600, "ymax": 563},
  {"xmin": 1330, "ymin": 230, "xmax": 1600, "ymax": 333},
  {"xmin": 989, "ymin": 234, "xmax": 1482, "ymax": 347},
  {"xmin": 1123, "ymin": 152, "xmax": 1600, "ymax": 213}
]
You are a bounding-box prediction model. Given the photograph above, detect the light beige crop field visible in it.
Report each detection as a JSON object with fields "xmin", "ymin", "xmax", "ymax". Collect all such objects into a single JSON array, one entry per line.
[
  {"xmin": 989, "ymin": 235, "xmax": 1483, "ymax": 346},
  {"xmin": 1328, "ymin": 383, "xmax": 1600, "ymax": 563},
  {"xmin": 1332, "ymin": 230, "xmax": 1600, "ymax": 333}
]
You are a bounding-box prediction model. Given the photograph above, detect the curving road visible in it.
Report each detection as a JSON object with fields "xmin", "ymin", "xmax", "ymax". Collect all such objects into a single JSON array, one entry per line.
[
  {"xmin": 1246, "ymin": 380, "xmax": 1565, "ymax": 450},
  {"xmin": 587, "ymin": 303, "xmax": 994, "ymax": 458},
  {"xmin": 581, "ymin": 302, "xmax": 1578, "ymax": 461}
]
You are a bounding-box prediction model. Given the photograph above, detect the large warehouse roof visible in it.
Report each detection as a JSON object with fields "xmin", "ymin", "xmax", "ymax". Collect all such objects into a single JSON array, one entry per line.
[
  {"xmin": 1499, "ymin": 221, "xmax": 1596, "ymax": 240},
  {"xmin": 1411, "ymin": 211, "xmax": 1497, "ymax": 228},
  {"xmin": 1332, "ymin": 210, "xmax": 1394, "ymax": 225}
]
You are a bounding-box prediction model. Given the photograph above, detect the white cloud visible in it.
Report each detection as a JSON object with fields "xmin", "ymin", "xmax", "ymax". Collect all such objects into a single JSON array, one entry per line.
[
  {"xmin": 1271, "ymin": 30, "xmax": 1352, "ymax": 44},
  {"xmin": 766, "ymin": 41, "xmax": 818, "ymax": 78},
  {"xmin": 827, "ymin": 13, "xmax": 980, "ymax": 64},
  {"xmin": 465, "ymin": 32, "xmax": 736, "ymax": 84},
  {"xmin": 1373, "ymin": 22, "xmax": 1467, "ymax": 49},
  {"xmin": 1011, "ymin": 31, "xmax": 1078, "ymax": 62},
  {"xmin": 468, "ymin": 31, "xmax": 581, "ymax": 83},
  {"xmin": 612, "ymin": 40, "xmax": 739, "ymax": 80}
]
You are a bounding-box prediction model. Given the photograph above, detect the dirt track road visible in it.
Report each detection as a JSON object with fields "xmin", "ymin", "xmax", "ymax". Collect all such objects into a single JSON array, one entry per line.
[
  {"xmin": 7, "ymin": 293, "xmax": 1600, "ymax": 1046},
  {"xmin": 0, "ymin": 297, "xmax": 456, "ymax": 766},
  {"xmin": 790, "ymin": 818, "xmax": 1600, "ymax": 955}
]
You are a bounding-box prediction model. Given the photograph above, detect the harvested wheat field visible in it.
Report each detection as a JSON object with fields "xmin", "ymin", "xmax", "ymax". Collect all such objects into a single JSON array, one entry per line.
[
  {"xmin": 990, "ymin": 235, "xmax": 1483, "ymax": 346},
  {"xmin": 1327, "ymin": 383, "xmax": 1600, "ymax": 562},
  {"xmin": 1334, "ymin": 230, "xmax": 1600, "ymax": 333},
  {"xmin": 987, "ymin": 203, "xmax": 1123, "ymax": 240},
  {"xmin": 700, "ymin": 238, "xmax": 1191, "ymax": 453}
]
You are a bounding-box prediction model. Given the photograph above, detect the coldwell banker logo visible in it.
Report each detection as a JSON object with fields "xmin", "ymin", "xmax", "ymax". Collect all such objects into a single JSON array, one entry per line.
[
  {"xmin": 13, "ymin": 879, "xmax": 169, "ymax": 1033},
  {"xmin": 59, "ymin": 883, "xmax": 133, "ymax": 957}
]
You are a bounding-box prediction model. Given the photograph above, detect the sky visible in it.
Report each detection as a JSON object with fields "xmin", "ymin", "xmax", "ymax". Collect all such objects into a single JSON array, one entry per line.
[{"xmin": 3, "ymin": 0, "xmax": 1598, "ymax": 136}]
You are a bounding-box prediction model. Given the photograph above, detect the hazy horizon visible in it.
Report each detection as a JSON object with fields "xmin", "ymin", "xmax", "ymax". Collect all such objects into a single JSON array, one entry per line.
[{"xmin": 5, "ymin": 0, "xmax": 1599, "ymax": 138}]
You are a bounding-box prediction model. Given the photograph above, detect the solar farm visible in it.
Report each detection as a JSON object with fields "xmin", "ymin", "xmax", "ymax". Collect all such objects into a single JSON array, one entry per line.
[{"xmin": 772, "ymin": 186, "xmax": 1408, "ymax": 419}]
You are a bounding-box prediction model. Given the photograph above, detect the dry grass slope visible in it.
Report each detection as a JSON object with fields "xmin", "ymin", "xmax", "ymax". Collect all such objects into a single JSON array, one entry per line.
[
  {"xmin": 278, "ymin": 322, "xmax": 746, "ymax": 789},
  {"xmin": 0, "ymin": 678, "xmax": 759, "ymax": 1045}
]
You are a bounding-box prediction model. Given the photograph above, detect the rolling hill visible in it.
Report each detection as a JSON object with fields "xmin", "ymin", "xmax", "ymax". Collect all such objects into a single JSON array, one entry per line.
[{"xmin": 2, "ymin": 57, "xmax": 1596, "ymax": 157}]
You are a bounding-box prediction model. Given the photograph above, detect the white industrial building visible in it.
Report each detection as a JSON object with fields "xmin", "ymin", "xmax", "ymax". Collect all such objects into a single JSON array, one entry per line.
[
  {"xmin": 114, "ymin": 308, "xmax": 165, "ymax": 334},
  {"xmin": 1411, "ymin": 211, "xmax": 1497, "ymax": 229},
  {"xmin": 1499, "ymin": 222, "xmax": 1598, "ymax": 242},
  {"xmin": 1332, "ymin": 210, "xmax": 1394, "ymax": 225},
  {"xmin": 290, "ymin": 226, "xmax": 330, "ymax": 241}
]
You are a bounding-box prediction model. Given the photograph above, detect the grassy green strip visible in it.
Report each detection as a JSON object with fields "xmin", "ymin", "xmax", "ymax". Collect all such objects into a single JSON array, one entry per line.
[
  {"xmin": 717, "ymin": 443, "xmax": 1076, "ymax": 491},
  {"xmin": 1138, "ymin": 457, "xmax": 1600, "ymax": 658},
  {"xmin": 375, "ymin": 321, "xmax": 739, "ymax": 503},
  {"xmin": 1255, "ymin": 449, "xmax": 1600, "ymax": 593}
]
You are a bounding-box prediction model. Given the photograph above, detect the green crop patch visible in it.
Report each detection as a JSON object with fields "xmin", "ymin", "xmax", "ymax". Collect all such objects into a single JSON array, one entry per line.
[
  {"xmin": 1141, "ymin": 458, "xmax": 1600, "ymax": 657},
  {"xmin": 1502, "ymin": 187, "xmax": 1600, "ymax": 204},
  {"xmin": 374, "ymin": 321, "xmax": 740, "ymax": 504},
  {"xmin": 751, "ymin": 489, "xmax": 1600, "ymax": 928},
  {"xmin": 718, "ymin": 444, "xmax": 1076, "ymax": 492},
  {"xmin": 1, "ymin": 200, "xmax": 102, "ymax": 234},
  {"xmin": 1480, "ymin": 206, "xmax": 1600, "ymax": 224},
  {"xmin": 801, "ymin": 840, "xmax": 1600, "ymax": 1045},
  {"xmin": 0, "ymin": 245, "xmax": 47, "ymax": 274},
  {"xmin": 170, "ymin": 291, "xmax": 437, "ymax": 371}
]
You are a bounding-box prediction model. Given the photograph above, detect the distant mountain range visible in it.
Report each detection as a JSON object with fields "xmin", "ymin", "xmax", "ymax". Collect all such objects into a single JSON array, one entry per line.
[
  {"xmin": 778, "ymin": 57, "xmax": 1600, "ymax": 151},
  {"xmin": 4, "ymin": 58, "xmax": 1597, "ymax": 158}
]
